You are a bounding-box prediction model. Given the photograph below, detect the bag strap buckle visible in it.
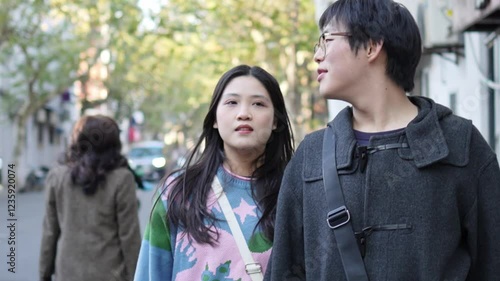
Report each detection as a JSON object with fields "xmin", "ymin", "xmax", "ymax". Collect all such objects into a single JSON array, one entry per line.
[
  {"xmin": 245, "ymin": 263, "xmax": 262, "ymax": 275},
  {"xmin": 326, "ymin": 206, "xmax": 350, "ymax": 229}
]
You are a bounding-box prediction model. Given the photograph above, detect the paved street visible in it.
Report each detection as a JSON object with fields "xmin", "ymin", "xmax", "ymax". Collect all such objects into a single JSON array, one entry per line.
[{"xmin": 0, "ymin": 183, "xmax": 157, "ymax": 281}]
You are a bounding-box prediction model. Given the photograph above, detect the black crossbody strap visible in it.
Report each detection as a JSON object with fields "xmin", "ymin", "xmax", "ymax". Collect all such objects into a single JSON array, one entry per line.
[{"xmin": 322, "ymin": 125, "xmax": 369, "ymax": 281}]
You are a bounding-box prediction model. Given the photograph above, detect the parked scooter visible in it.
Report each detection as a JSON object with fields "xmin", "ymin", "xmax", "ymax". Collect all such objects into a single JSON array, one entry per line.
[{"xmin": 19, "ymin": 166, "xmax": 50, "ymax": 193}]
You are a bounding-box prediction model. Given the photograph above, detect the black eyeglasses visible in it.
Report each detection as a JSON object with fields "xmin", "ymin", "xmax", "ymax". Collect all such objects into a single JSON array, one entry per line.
[{"xmin": 313, "ymin": 32, "xmax": 351, "ymax": 57}]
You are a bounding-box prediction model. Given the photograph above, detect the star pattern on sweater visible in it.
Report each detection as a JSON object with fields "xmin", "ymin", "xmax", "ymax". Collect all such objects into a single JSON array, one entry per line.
[{"xmin": 232, "ymin": 198, "xmax": 257, "ymax": 224}]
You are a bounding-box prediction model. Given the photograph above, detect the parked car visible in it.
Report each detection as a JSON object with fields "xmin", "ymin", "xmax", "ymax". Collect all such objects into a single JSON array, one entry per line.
[{"xmin": 127, "ymin": 141, "xmax": 166, "ymax": 182}]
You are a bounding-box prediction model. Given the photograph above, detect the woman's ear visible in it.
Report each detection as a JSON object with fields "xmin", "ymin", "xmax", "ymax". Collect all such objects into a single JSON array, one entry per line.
[
  {"xmin": 213, "ymin": 122, "xmax": 218, "ymax": 129},
  {"xmin": 273, "ymin": 118, "xmax": 277, "ymax": 130}
]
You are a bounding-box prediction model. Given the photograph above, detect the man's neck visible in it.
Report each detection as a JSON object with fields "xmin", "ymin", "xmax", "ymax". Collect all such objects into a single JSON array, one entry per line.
[{"xmin": 351, "ymin": 83, "xmax": 418, "ymax": 132}]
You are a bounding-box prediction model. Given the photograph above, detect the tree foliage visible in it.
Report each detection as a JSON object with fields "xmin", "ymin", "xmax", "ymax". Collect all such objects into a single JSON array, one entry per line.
[
  {"xmin": 1, "ymin": 0, "xmax": 93, "ymax": 166},
  {"xmin": 123, "ymin": 0, "xmax": 327, "ymax": 143},
  {"xmin": 1, "ymin": 0, "xmax": 327, "ymax": 163},
  {"xmin": 0, "ymin": 0, "xmax": 144, "ymax": 166}
]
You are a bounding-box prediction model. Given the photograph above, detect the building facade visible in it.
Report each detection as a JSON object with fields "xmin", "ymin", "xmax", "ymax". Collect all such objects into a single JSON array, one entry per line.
[
  {"xmin": 0, "ymin": 91, "xmax": 78, "ymax": 188},
  {"xmin": 451, "ymin": 0, "xmax": 500, "ymax": 154}
]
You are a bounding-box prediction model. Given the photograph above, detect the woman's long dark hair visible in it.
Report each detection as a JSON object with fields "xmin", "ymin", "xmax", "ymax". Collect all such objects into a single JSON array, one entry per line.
[
  {"xmin": 64, "ymin": 115, "xmax": 128, "ymax": 195},
  {"xmin": 156, "ymin": 65, "xmax": 294, "ymax": 245}
]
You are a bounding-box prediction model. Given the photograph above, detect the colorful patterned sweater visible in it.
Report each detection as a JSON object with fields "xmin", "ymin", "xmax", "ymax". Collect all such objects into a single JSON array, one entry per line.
[{"xmin": 134, "ymin": 166, "xmax": 272, "ymax": 281}]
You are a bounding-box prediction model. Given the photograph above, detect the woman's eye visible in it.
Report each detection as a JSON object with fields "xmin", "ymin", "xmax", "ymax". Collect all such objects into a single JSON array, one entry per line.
[{"xmin": 225, "ymin": 100, "xmax": 237, "ymax": 105}]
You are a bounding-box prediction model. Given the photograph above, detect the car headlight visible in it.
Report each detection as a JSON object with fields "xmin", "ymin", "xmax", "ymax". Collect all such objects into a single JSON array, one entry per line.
[{"xmin": 152, "ymin": 157, "xmax": 166, "ymax": 168}]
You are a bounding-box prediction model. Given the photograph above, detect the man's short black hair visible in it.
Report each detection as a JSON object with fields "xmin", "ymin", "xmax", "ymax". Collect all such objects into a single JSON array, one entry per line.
[{"xmin": 319, "ymin": 0, "xmax": 422, "ymax": 92}]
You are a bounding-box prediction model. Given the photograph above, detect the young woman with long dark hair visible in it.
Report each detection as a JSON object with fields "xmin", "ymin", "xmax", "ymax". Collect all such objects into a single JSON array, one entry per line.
[{"xmin": 134, "ymin": 65, "xmax": 294, "ymax": 281}]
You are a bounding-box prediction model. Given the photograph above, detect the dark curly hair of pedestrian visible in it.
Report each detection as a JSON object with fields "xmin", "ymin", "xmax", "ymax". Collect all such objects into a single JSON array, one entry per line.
[{"xmin": 64, "ymin": 115, "xmax": 128, "ymax": 195}]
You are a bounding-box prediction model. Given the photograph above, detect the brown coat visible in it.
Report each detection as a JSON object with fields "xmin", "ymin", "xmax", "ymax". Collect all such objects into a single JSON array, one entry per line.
[{"xmin": 39, "ymin": 166, "xmax": 141, "ymax": 281}]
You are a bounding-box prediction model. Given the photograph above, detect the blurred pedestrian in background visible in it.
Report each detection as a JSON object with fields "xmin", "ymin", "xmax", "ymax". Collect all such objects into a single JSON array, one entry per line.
[
  {"xmin": 39, "ymin": 115, "xmax": 141, "ymax": 281},
  {"xmin": 134, "ymin": 64, "xmax": 294, "ymax": 281}
]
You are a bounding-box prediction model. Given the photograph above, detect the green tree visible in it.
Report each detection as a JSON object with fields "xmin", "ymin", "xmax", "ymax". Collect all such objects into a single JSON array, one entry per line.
[
  {"xmin": 0, "ymin": 0, "xmax": 143, "ymax": 168},
  {"xmin": 135, "ymin": 0, "xmax": 326, "ymax": 143},
  {"xmin": 1, "ymin": 0, "xmax": 326, "ymax": 169},
  {"xmin": 0, "ymin": 0, "xmax": 91, "ymax": 168}
]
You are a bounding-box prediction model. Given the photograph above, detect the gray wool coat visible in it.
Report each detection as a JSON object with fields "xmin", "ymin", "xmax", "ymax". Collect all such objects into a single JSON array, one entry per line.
[
  {"xmin": 39, "ymin": 166, "xmax": 141, "ymax": 281},
  {"xmin": 265, "ymin": 96, "xmax": 500, "ymax": 281}
]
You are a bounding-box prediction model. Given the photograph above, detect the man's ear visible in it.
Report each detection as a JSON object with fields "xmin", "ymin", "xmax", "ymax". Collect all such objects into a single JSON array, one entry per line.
[{"xmin": 366, "ymin": 40, "xmax": 384, "ymax": 62}]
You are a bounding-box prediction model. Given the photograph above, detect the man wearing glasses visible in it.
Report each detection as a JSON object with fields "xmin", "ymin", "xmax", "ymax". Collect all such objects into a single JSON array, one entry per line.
[{"xmin": 266, "ymin": 0, "xmax": 500, "ymax": 280}]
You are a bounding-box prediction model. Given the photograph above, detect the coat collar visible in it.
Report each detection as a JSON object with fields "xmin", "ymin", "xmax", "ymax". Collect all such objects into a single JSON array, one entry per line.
[{"xmin": 329, "ymin": 96, "xmax": 471, "ymax": 169}]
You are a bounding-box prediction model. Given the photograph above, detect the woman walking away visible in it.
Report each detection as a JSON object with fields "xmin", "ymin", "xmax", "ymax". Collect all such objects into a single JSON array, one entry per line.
[{"xmin": 40, "ymin": 115, "xmax": 141, "ymax": 281}]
